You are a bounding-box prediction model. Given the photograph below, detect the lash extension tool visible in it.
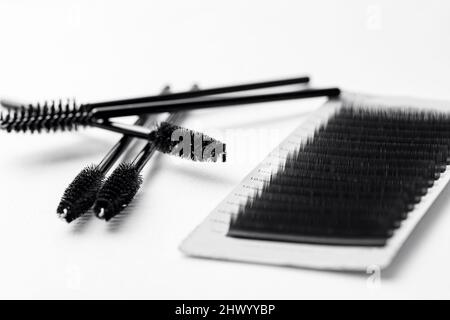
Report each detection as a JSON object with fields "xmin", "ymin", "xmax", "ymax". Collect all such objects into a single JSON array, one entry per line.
[
  {"xmin": 57, "ymin": 86, "xmax": 171, "ymax": 222},
  {"xmin": 94, "ymin": 86, "xmax": 200, "ymax": 221},
  {"xmin": 1, "ymin": 87, "xmax": 339, "ymax": 137}
]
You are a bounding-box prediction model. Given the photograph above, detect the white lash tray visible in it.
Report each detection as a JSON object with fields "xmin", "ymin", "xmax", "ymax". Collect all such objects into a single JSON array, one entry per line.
[{"xmin": 179, "ymin": 93, "xmax": 450, "ymax": 271}]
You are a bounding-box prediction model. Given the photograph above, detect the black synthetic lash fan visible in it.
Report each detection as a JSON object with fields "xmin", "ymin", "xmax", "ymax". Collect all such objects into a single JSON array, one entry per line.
[{"xmin": 228, "ymin": 104, "xmax": 450, "ymax": 247}]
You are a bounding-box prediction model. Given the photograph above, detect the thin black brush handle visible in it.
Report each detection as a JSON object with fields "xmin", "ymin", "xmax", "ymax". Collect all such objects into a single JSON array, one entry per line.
[
  {"xmin": 96, "ymin": 116, "xmax": 153, "ymax": 172},
  {"xmin": 92, "ymin": 105, "xmax": 189, "ymax": 152},
  {"xmin": 92, "ymin": 87, "xmax": 341, "ymax": 119},
  {"xmin": 133, "ymin": 140, "xmax": 158, "ymax": 172},
  {"xmin": 85, "ymin": 76, "xmax": 310, "ymax": 109},
  {"xmin": 91, "ymin": 120, "xmax": 153, "ymax": 140},
  {"xmin": 91, "ymin": 87, "xmax": 195, "ymax": 143},
  {"xmin": 96, "ymin": 86, "xmax": 171, "ymax": 172},
  {"xmin": 2, "ymin": 76, "xmax": 308, "ymax": 110}
]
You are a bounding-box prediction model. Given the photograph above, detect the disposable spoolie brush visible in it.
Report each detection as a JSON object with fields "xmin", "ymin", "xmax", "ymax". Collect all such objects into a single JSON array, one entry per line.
[
  {"xmin": 0, "ymin": 76, "xmax": 310, "ymax": 133},
  {"xmin": 95, "ymin": 121, "xmax": 226, "ymax": 221},
  {"xmin": 56, "ymin": 116, "xmax": 154, "ymax": 222},
  {"xmin": 92, "ymin": 113, "xmax": 183, "ymax": 221},
  {"xmin": 0, "ymin": 86, "xmax": 340, "ymax": 135},
  {"xmin": 57, "ymin": 87, "xmax": 171, "ymax": 223},
  {"xmin": 59, "ymin": 85, "xmax": 225, "ymax": 222},
  {"xmin": 57, "ymin": 164, "xmax": 105, "ymax": 223},
  {"xmin": 94, "ymin": 87, "xmax": 226, "ymax": 221},
  {"xmin": 93, "ymin": 162, "xmax": 143, "ymax": 221}
]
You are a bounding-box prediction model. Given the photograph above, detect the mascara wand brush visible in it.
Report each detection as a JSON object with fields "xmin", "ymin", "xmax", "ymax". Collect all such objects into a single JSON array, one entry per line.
[
  {"xmin": 0, "ymin": 76, "xmax": 310, "ymax": 133},
  {"xmin": 58, "ymin": 85, "xmax": 225, "ymax": 222},
  {"xmin": 92, "ymin": 85, "xmax": 191, "ymax": 221},
  {"xmin": 93, "ymin": 114, "xmax": 189, "ymax": 221},
  {"xmin": 93, "ymin": 86, "xmax": 226, "ymax": 221},
  {"xmin": 0, "ymin": 100, "xmax": 223, "ymax": 147},
  {"xmin": 93, "ymin": 140, "xmax": 159, "ymax": 221},
  {"xmin": 1, "ymin": 87, "xmax": 339, "ymax": 136},
  {"xmin": 57, "ymin": 87, "xmax": 171, "ymax": 223}
]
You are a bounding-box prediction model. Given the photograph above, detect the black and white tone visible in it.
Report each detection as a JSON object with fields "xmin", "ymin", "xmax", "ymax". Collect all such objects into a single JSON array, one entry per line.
[{"xmin": 0, "ymin": 0, "xmax": 449, "ymax": 302}]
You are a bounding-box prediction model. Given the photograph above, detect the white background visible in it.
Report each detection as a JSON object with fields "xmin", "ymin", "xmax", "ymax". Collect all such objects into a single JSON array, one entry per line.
[{"xmin": 0, "ymin": 0, "xmax": 450, "ymax": 299}]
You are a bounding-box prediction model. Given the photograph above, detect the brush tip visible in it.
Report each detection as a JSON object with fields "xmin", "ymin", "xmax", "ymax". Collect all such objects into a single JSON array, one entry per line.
[
  {"xmin": 93, "ymin": 163, "xmax": 142, "ymax": 221},
  {"xmin": 0, "ymin": 100, "xmax": 90, "ymax": 133},
  {"xmin": 150, "ymin": 122, "xmax": 226, "ymax": 162},
  {"xmin": 57, "ymin": 165, "xmax": 104, "ymax": 223}
]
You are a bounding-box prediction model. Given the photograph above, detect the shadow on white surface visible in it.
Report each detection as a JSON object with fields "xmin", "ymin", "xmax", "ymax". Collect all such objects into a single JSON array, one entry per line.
[
  {"xmin": 166, "ymin": 163, "xmax": 237, "ymax": 185},
  {"xmin": 71, "ymin": 210, "xmax": 95, "ymax": 234},
  {"xmin": 106, "ymin": 197, "xmax": 145, "ymax": 233},
  {"xmin": 212, "ymin": 108, "xmax": 312, "ymax": 130},
  {"xmin": 14, "ymin": 136, "xmax": 111, "ymax": 167}
]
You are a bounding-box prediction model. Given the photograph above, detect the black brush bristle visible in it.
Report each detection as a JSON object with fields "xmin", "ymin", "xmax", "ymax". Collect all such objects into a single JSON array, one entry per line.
[
  {"xmin": 57, "ymin": 165, "xmax": 105, "ymax": 223},
  {"xmin": 0, "ymin": 100, "xmax": 91, "ymax": 133},
  {"xmin": 149, "ymin": 121, "xmax": 226, "ymax": 162},
  {"xmin": 228, "ymin": 105, "xmax": 450, "ymax": 246},
  {"xmin": 93, "ymin": 163, "xmax": 143, "ymax": 221}
]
